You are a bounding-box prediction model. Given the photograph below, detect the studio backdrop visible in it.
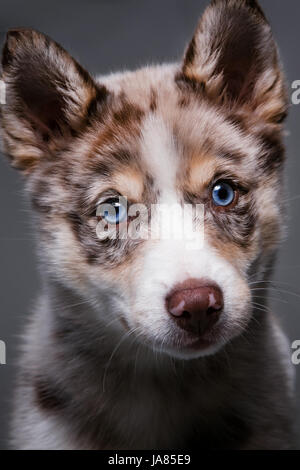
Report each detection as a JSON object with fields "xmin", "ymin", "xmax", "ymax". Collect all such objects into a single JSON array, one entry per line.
[{"xmin": 0, "ymin": 0, "xmax": 299, "ymax": 450}]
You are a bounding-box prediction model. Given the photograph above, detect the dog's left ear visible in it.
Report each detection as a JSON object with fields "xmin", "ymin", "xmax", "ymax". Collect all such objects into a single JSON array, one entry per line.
[
  {"xmin": 1, "ymin": 29, "xmax": 109, "ymax": 172},
  {"xmin": 181, "ymin": 0, "xmax": 287, "ymax": 123}
]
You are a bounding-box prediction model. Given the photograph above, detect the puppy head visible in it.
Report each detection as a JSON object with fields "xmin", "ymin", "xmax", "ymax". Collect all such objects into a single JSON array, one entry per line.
[{"xmin": 1, "ymin": 0, "xmax": 287, "ymax": 359}]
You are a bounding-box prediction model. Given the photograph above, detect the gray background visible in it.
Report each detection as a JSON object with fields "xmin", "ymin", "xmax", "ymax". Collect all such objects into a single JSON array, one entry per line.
[{"xmin": 0, "ymin": 0, "xmax": 299, "ymax": 449}]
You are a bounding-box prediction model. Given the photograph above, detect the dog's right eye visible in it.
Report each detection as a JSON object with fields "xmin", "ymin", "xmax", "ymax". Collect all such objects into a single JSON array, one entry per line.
[
  {"xmin": 211, "ymin": 181, "xmax": 236, "ymax": 208},
  {"xmin": 96, "ymin": 197, "xmax": 127, "ymax": 225}
]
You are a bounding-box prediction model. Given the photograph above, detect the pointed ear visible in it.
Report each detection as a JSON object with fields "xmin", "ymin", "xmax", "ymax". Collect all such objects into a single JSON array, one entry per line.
[
  {"xmin": 181, "ymin": 0, "xmax": 287, "ymax": 123},
  {"xmin": 0, "ymin": 29, "xmax": 109, "ymax": 172}
]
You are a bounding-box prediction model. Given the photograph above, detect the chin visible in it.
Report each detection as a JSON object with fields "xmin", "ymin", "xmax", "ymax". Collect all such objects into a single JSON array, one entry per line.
[
  {"xmin": 163, "ymin": 341, "xmax": 226, "ymax": 360},
  {"xmin": 146, "ymin": 330, "xmax": 228, "ymax": 360}
]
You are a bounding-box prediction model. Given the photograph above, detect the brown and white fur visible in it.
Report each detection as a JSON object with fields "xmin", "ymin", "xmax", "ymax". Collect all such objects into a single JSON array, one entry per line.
[{"xmin": 0, "ymin": 0, "xmax": 295, "ymax": 449}]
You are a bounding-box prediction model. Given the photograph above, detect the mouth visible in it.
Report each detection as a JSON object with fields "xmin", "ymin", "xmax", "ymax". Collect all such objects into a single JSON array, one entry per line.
[
  {"xmin": 186, "ymin": 336, "xmax": 216, "ymax": 350},
  {"xmin": 156, "ymin": 333, "xmax": 225, "ymax": 359},
  {"xmin": 136, "ymin": 323, "xmax": 226, "ymax": 359},
  {"xmin": 176, "ymin": 327, "xmax": 224, "ymax": 352}
]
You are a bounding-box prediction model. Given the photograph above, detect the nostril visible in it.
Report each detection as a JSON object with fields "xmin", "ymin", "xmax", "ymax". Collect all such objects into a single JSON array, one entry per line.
[
  {"xmin": 166, "ymin": 279, "xmax": 224, "ymax": 335},
  {"xmin": 182, "ymin": 310, "xmax": 191, "ymax": 319},
  {"xmin": 207, "ymin": 306, "xmax": 217, "ymax": 315}
]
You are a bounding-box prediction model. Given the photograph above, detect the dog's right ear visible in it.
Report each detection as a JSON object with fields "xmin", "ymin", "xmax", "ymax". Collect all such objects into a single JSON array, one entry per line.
[
  {"xmin": 0, "ymin": 29, "xmax": 109, "ymax": 173},
  {"xmin": 181, "ymin": 0, "xmax": 287, "ymax": 124}
]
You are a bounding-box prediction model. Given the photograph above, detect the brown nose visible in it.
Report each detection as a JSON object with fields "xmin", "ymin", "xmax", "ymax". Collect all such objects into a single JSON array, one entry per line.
[{"xmin": 166, "ymin": 279, "xmax": 223, "ymax": 336}]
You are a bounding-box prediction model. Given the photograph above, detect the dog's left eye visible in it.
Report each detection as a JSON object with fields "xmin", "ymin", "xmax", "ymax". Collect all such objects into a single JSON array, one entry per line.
[
  {"xmin": 212, "ymin": 182, "xmax": 235, "ymax": 207},
  {"xmin": 97, "ymin": 197, "xmax": 127, "ymax": 224}
]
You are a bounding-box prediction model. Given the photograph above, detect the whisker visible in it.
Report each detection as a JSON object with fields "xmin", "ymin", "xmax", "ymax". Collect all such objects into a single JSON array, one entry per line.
[
  {"xmin": 249, "ymin": 279, "xmax": 297, "ymax": 287},
  {"xmin": 49, "ymin": 297, "xmax": 98, "ymax": 313},
  {"xmin": 268, "ymin": 287, "xmax": 300, "ymax": 301},
  {"xmin": 249, "ymin": 282, "xmax": 300, "ymax": 301},
  {"xmin": 133, "ymin": 340, "xmax": 143, "ymax": 381},
  {"xmin": 104, "ymin": 316, "xmax": 123, "ymax": 329},
  {"xmin": 252, "ymin": 302, "xmax": 272, "ymax": 314},
  {"xmin": 283, "ymin": 194, "xmax": 300, "ymax": 203},
  {"xmin": 251, "ymin": 293, "xmax": 289, "ymax": 304},
  {"xmin": 102, "ymin": 327, "xmax": 138, "ymax": 393}
]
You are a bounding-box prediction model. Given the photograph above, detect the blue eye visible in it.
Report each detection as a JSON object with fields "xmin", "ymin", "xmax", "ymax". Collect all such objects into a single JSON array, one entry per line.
[
  {"xmin": 212, "ymin": 182, "xmax": 235, "ymax": 207},
  {"xmin": 99, "ymin": 198, "xmax": 127, "ymax": 224}
]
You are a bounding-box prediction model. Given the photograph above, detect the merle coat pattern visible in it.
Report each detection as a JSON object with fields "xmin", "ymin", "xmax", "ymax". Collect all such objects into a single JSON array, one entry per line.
[{"xmin": 0, "ymin": 0, "xmax": 295, "ymax": 449}]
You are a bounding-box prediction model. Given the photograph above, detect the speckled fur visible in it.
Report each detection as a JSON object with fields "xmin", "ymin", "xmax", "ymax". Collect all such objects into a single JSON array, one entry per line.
[{"xmin": 0, "ymin": 0, "xmax": 295, "ymax": 449}]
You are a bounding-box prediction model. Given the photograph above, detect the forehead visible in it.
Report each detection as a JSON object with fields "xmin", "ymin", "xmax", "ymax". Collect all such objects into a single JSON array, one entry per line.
[{"xmin": 77, "ymin": 65, "xmax": 262, "ymax": 198}]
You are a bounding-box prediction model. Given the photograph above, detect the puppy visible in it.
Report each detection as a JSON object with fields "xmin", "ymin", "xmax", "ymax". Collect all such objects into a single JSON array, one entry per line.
[{"xmin": 0, "ymin": 0, "xmax": 295, "ymax": 449}]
